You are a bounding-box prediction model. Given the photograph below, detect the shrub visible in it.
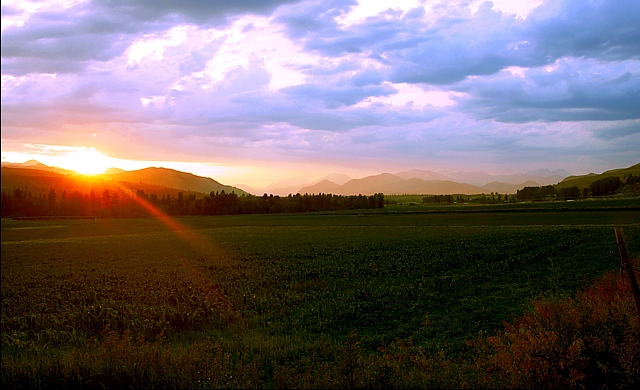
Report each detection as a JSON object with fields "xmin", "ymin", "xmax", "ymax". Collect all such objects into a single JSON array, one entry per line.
[{"xmin": 472, "ymin": 265, "xmax": 640, "ymax": 389}]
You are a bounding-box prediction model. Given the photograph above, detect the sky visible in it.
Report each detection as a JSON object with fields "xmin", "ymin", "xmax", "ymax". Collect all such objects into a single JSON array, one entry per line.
[{"xmin": 1, "ymin": 0, "xmax": 639, "ymax": 187}]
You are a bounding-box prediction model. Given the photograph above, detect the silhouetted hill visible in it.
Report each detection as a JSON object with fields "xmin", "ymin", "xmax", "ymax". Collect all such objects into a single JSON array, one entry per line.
[
  {"xmin": 1, "ymin": 164, "xmax": 248, "ymax": 198},
  {"xmin": 0, "ymin": 161, "xmax": 75, "ymax": 175},
  {"xmin": 104, "ymin": 167, "xmax": 248, "ymax": 196},
  {"xmin": 557, "ymin": 163, "xmax": 640, "ymax": 189},
  {"xmin": 1, "ymin": 167, "xmax": 206, "ymax": 199},
  {"xmin": 1, "ymin": 167, "xmax": 76, "ymax": 194},
  {"xmin": 103, "ymin": 167, "xmax": 126, "ymax": 175}
]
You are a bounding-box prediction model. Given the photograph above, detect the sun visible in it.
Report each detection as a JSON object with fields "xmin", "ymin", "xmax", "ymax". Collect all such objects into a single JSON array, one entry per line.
[{"xmin": 64, "ymin": 148, "xmax": 113, "ymax": 175}]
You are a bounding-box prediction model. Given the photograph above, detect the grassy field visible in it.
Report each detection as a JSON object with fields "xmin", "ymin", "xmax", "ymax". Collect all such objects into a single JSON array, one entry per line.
[{"xmin": 2, "ymin": 202, "xmax": 639, "ymax": 388}]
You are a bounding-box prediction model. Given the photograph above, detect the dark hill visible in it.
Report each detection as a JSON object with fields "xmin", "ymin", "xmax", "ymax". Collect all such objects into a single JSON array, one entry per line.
[
  {"xmin": 104, "ymin": 167, "xmax": 247, "ymax": 196},
  {"xmin": 557, "ymin": 163, "xmax": 640, "ymax": 189}
]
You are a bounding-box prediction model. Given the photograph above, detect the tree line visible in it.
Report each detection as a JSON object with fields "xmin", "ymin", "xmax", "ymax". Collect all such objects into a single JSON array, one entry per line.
[
  {"xmin": 0, "ymin": 188, "xmax": 385, "ymax": 218},
  {"xmin": 422, "ymin": 193, "xmax": 511, "ymax": 204}
]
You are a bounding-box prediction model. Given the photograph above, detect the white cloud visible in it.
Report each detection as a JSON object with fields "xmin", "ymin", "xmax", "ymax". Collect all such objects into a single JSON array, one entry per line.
[
  {"xmin": 337, "ymin": 0, "xmax": 433, "ymax": 26},
  {"xmin": 169, "ymin": 15, "xmax": 320, "ymax": 92},
  {"xmin": 127, "ymin": 26, "xmax": 189, "ymax": 66},
  {"xmin": 469, "ymin": 0, "xmax": 542, "ymax": 19},
  {"xmin": 354, "ymin": 82, "xmax": 464, "ymax": 110},
  {"xmin": 140, "ymin": 96, "xmax": 167, "ymax": 107}
]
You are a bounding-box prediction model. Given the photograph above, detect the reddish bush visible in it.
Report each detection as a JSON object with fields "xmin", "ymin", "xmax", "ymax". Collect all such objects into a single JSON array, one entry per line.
[{"xmin": 473, "ymin": 266, "xmax": 640, "ymax": 389}]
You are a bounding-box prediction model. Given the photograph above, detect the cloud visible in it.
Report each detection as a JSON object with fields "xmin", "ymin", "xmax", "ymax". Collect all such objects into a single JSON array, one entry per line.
[
  {"xmin": 455, "ymin": 58, "xmax": 640, "ymax": 122},
  {"xmin": 93, "ymin": 0, "xmax": 301, "ymax": 25},
  {"xmin": 1, "ymin": 0, "xmax": 300, "ymax": 76},
  {"xmin": 524, "ymin": 0, "xmax": 640, "ymax": 62},
  {"xmin": 590, "ymin": 120, "xmax": 640, "ymax": 141}
]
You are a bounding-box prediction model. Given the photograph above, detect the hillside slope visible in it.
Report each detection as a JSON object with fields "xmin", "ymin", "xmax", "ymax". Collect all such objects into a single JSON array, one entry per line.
[
  {"xmin": 557, "ymin": 163, "xmax": 640, "ymax": 189},
  {"xmin": 104, "ymin": 167, "xmax": 248, "ymax": 196},
  {"xmin": 1, "ymin": 164, "xmax": 248, "ymax": 197}
]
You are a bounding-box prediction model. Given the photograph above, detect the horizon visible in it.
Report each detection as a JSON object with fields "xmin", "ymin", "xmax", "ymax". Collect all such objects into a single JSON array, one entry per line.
[
  {"xmin": 6, "ymin": 156, "xmax": 627, "ymax": 196},
  {"xmin": 4, "ymin": 150, "xmax": 637, "ymax": 192},
  {"xmin": 2, "ymin": 1, "xmax": 639, "ymax": 187},
  {"xmin": 0, "ymin": 147, "xmax": 589, "ymax": 189}
]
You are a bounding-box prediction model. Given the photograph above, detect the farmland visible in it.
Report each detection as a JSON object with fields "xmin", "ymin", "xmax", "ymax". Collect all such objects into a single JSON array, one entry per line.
[{"xmin": 2, "ymin": 201, "xmax": 639, "ymax": 388}]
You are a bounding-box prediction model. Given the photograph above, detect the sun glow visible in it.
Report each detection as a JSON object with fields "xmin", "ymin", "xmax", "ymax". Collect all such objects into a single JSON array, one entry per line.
[{"xmin": 58, "ymin": 147, "xmax": 114, "ymax": 175}]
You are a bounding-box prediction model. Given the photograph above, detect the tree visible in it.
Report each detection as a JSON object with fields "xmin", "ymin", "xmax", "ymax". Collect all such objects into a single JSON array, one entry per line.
[{"xmin": 590, "ymin": 176, "xmax": 622, "ymax": 197}]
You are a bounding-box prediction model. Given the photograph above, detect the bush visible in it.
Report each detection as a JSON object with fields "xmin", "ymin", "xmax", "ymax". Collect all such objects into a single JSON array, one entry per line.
[{"xmin": 472, "ymin": 266, "xmax": 640, "ymax": 389}]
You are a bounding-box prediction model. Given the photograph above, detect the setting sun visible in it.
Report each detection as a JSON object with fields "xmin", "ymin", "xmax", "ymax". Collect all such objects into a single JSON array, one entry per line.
[{"xmin": 63, "ymin": 147, "xmax": 113, "ymax": 175}]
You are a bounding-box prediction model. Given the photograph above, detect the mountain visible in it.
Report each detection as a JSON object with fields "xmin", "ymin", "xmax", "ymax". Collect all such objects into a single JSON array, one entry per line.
[
  {"xmin": 0, "ymin": 161, "xmax": 75, "ymax": 176},
  {"xmin": 243, "ymin": 173, "xmax": 354, "ymax": 196},
  {"xmin": 527, "ymin": 168, "xmax": 572, "ymax": 178},
  {"xmin": 393, "ymin": 168, "xmax": 570, "ymax": 193},
  {"xmin": 482, "ymin": 180, "xmax": 541, "ymax": 194},
  {"xmin": 312, "ymin": 173, "xmax": 352, "ymax": 186},
  {"xmin": 1, "ymin": 161, "xmax": 248, "ymax": 197},
  {"xmin": 233, "ymin": 183, "xmax": 261, "ymax": 195},
  {"xmin": 338, "ymin": 173, "xmax": 406, "ymax": 195},
  {"xmin": 103, "ymin": 167, "xmax": 126, "ymax": 175},
  {"xmin": 251, "ymin": 177, "xmax": 310, "ymax": 196},
  {"xmin": 1, "ymin": 167, "xmax": 214, "ymax": 199},
  {"xmin": 396, "ymin": 179, "xmax": 486, "ymax": 195},
  {"xmin": 438, "ymin": 171, "xmax": 566, "ymax": 186},
  {"xmin": 104, "ymin": 167, "xmax": 248, "ymax": 196},
  {"xmin": 557, "ymin": 163, "xmax": 640, "ymax": 189},
  {"xmin": 395, "ymin": 168, "xmax": 569, "ymax": 188},
  {"xmin": 299, "ymin": 180, "xmax": 342, "ymax": 194},
  {"xmin": 297, "ymin": 173, "xmax": 486, "ymax": 195},
  {"xmin": 250, "ymin": 168, "xmax": 570, "ymax": 196},
  {"xmin": 395, "ymin": 169, "xmax": 449, "ymax": 181}
]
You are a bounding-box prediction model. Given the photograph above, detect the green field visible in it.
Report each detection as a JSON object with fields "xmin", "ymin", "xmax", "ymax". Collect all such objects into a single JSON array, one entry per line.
[{"xmin": 2, "ymin": 203, "xmax": 639, "ymax": 388}]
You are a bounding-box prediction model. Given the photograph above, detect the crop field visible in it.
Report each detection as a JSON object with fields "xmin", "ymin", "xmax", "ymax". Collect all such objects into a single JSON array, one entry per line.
[{"xmin": 2, "ymin": 204, "xmax": 639, "ymax": 388}]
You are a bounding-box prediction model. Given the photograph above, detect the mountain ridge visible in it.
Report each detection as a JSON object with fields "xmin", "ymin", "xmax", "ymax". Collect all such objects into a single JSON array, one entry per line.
[
  {"xmin": 104, "ymin": 167, "xmax": 248, "ymax": 196},
  {"xmin": 8, "ymin": 160, "xmax": 637, "ymax": 197},
  {"xmin": 557, "ymin": 163, "xmax": 640, "ymax": 189},
  {"xmin": 0, "ymin": 163, "xmax": 247, "ymax": 197}
]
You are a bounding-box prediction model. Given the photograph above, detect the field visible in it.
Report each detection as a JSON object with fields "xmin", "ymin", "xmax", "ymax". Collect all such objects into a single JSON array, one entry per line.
[{"xmin": 2, "ymin": 201, "xmax": 639, "ymax": 388}]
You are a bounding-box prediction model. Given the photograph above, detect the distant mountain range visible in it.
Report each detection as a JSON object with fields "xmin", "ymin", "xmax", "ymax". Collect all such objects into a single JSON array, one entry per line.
[
  {"xmin": 299, "ymin": 173, "xmax": 487, "ymax": 196},
  {"xmin": 394, "ymin": 168, "xmax": 570, "ymax": 186},
  {"xmin": 244, "ymin": 168, "xmax": 574, "ymax": 196},
  {"xmin": 3, "ymin": 160, "xmax": 637, "ymax": 197},
  {"xmin": 236, "ymin": 173, "xmax": 352, "ymax": 196}
]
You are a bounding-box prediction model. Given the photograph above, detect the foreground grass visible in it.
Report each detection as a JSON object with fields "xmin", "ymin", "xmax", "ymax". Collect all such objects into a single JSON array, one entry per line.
[
  {"xmin": 2, "ymin": 210, "xmax": 639, "ymax": 388},
  {"xmin": 2, "ymin": 269, "xmax": 638, "ymax": 388}
]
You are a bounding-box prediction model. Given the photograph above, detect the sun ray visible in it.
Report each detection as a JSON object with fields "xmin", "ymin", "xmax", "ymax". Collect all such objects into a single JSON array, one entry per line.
[{"xmin": 111, "ymin": 181, "xmax": 237, "ymax": 317}]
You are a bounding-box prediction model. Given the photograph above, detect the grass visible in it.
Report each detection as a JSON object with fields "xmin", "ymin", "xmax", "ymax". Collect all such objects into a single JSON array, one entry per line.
[{"xmin": 2, "ymin": 205, "xmax": 639, "ymax": 388}]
